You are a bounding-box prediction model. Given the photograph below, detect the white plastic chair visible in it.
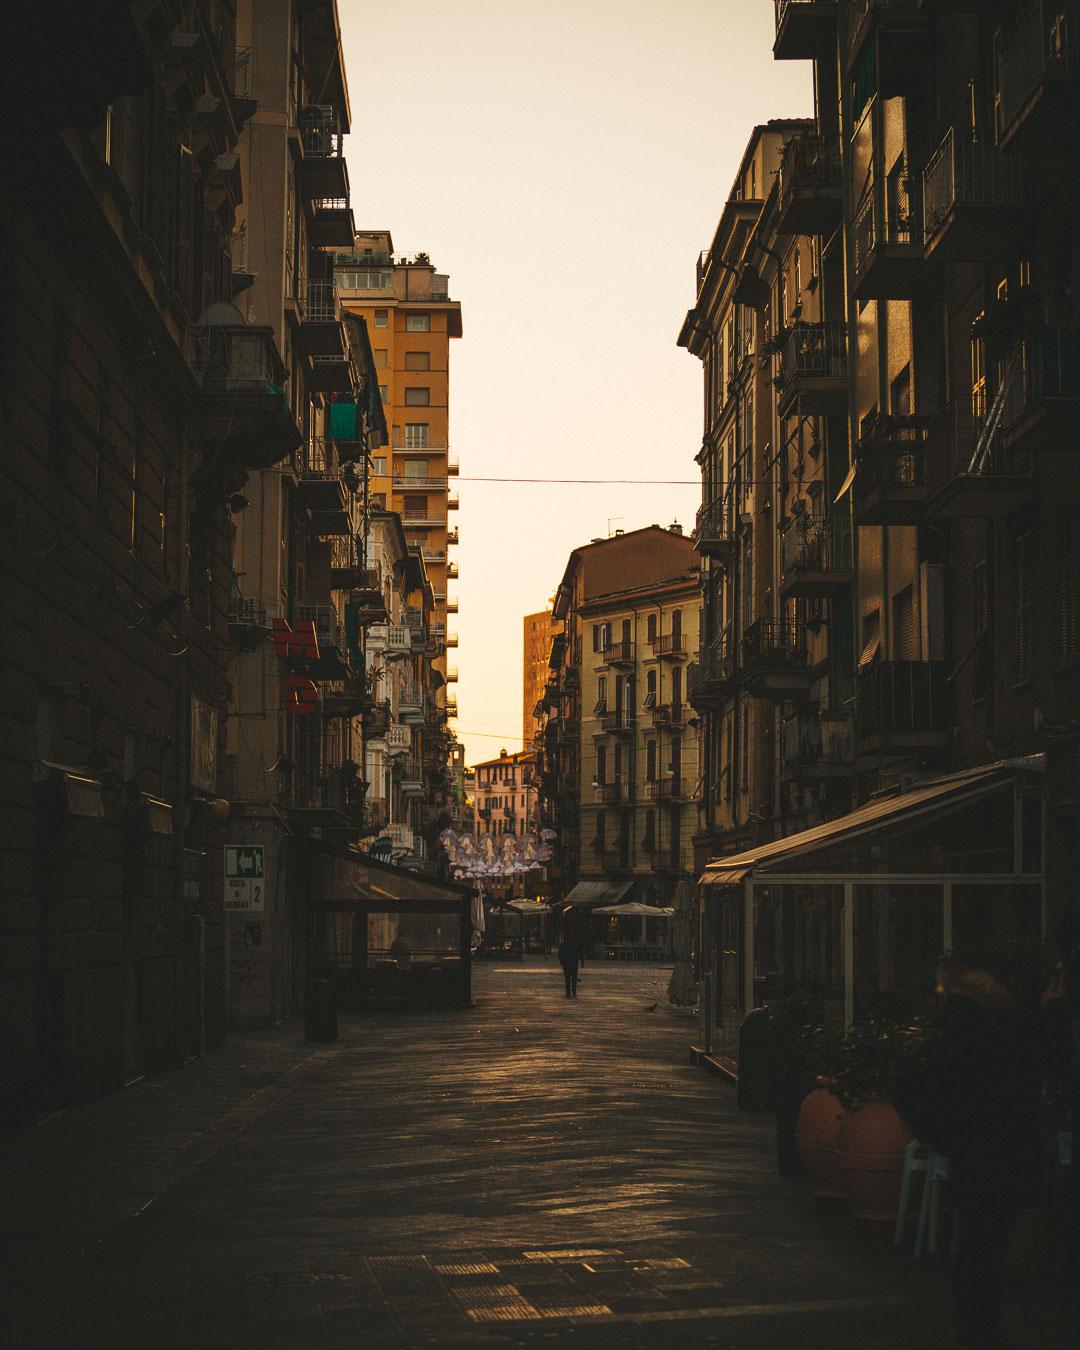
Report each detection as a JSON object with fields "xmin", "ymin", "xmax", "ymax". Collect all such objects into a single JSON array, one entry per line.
[{"xmin": 894, "ymin": 1139, "xmax": 953, "ymax": 1257}]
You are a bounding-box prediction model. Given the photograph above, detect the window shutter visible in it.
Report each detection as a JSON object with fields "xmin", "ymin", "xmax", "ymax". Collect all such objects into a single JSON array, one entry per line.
[{"xmin": 176, "ymin": 143, "xmax": 194, "ymax": 309}]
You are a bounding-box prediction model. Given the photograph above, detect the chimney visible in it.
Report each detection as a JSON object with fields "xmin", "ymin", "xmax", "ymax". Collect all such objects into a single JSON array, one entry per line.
[{"xmin": 669, "ymin": 520, "xmax": 684, "ymax": 535}]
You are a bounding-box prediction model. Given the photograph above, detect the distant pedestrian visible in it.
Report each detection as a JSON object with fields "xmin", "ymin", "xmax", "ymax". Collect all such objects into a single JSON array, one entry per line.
[{"xmin": 558, "ymin": 935, "xmax": 584, "ymax": 999}]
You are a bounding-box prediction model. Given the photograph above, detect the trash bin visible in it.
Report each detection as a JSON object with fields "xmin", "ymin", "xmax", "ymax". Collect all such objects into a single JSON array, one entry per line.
[{"xmin": 304, "ymin": 977, "xmax": 338, "ymax": 1042}]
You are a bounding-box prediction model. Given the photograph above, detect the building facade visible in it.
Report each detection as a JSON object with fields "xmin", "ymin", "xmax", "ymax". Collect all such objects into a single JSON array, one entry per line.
[
  {"xmin": 541, "ymin": 527, "xmax": 702, "ymax": 906},
  {"xmin": 683, "ymin": 1, "xmax": 1080, "ymax": 1070},
  {"xmin": 335, "ymin": 231, "xmax": 462, "ymax": 726},
  {"xmin": 1, "ymin": 2, "xmax": 256, "ymax": 1120},
  {"xmin": 522, "ymin": 607, "xmax": 561, "ymax": 748}
]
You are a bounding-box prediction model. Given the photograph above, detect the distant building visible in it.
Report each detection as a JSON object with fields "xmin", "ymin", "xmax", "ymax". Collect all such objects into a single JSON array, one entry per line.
[
  {"xmin": 336, "ymin": 231, "xmax": 462, "ymax": 726},
  {"xmin": 540, "ymin": 527, "xmax": 701, "ymax": 905},
  {"xmin": 523, "ymin": 608, "xmax": 562, "ymax": 748},
  {"xmin": 473, "ymin": 750, "xmax": 539, "ymax": 840}
]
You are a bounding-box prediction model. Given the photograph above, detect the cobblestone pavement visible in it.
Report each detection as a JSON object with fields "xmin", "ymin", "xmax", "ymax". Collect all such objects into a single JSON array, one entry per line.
[{"xmin": 2, "ymin": 961, "xmax": 1073, "ymax": 1348}]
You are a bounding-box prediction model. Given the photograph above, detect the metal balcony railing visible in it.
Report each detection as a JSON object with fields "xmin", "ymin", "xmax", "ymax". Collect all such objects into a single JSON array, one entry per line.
[
  {"xmin": 777, "ymin": 131, "xmax": 842, "ymax": 227},
  {"xmin": 600, "ymin": 640, "xmax": 635, "ymax": 665},
  {"xmin": 300, "ymin": 106, "xmax": 344, "ymax": 158},
  {"xmin": 856, "ymin": 661, "xmax": 948, "ymax": 742},
  {"xmin": 599, "ymin": 711, "xmax": 636, "ymax": 735},
  {"xmin": 780, "ymin": 513, "xmax": 852, "ymax": 579},
  {"xmin": 995, "ymin": 0, "xmax": 1080, "ymax": 146},
  {"xmin": 301, "ymin": 281, "xmax": 339, "ymax": 324},
  {"xmin": 297, "ymin": 604, "xmax": 344, "ymax": 651},
  {"xmin": 597, "ymin": 781, "xmax": 634, "ymax": 805},
  {"xmin": 1001, "ymin": 328, "xmax": 1080, "ymax": 436},
  {"xmin": 742, "ymin": 618, "xmax": 807, "ymax": 667},
  {"xmin": 782, "ymin": 709, "xmax": 855, "ymax": 769},
  {"xmin": 779, "ymin": 321, "xmax": 847, "ymax": 386},
  {"xmin": 922, "ymin": 127, "xmax": 1030, "ymax": 243}
]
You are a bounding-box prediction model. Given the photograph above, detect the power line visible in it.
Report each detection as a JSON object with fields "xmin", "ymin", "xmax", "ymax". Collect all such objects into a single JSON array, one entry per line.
[{"xmin": 457, "ymin": 476, "xmax": 699, "ymax": 485}]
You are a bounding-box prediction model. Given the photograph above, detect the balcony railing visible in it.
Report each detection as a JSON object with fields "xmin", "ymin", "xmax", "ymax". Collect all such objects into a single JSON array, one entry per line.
[
  {"xmin": 597, "ymin": 781, "xmax": 634, "ymax": 805},
  {"xmin": 856, "ymin": 661, "xmax": 949, "ymax": 750},
  {"xmin": 777, "ymin": 322, "xmax": 847, "ymax": 417},
  {"xmin": 300, "ymin": 280, "xmax": 340, "ymax": 324},
  {"xmin": 652, "ymin": 701, "xmax": 687, "ymax": 730},
  {"xmin": 741, "ymin": 619, "xmax": 812, "ymax": 699},
  {"xmin": 689, "ymin": 630, "xmax": 738, "ymax": 709},
  {"xmin": 600, "ymin": 640, "xmax": 635, "ymax": 666},
  {"xmin": 852, "ymin": 415, "xmax": 932, "ymax": 526},
  {"xmin": 599, "ymin": 711, "xmax": 636, "ymax": 736},
  {"xmin": 852, "ymin": 178, "xmax": 924, "ymax": 301},
  {"xmin": 782, "ymin": 709, "xmax": 855, "ymax": 774},
  {"xmin": 779, "ymin": 514, "xmax": 853, "ymax": 597},
  {"xmin": 694, "ymin": 495, "xmax": 736, "ymax": 560},
  {"xmin": 777, "ymin": 132, "xmax": 843, "ymax": 235},
  {"xmin": 924, "ymin": 397, "xmax": 1036, "ymax": 518},
  {"xmin": 644, "ymin": 778, "xmax": 688, "ymax": 803},
  {"xmin": 650, "ymin": 633, "xmax": 687, "ymax": 658},
  {"xmin": 995, "ymin": 0, "xmax": 1080, "ymax": 151},
  {"xmin": 300, "ymin": 106, "xmax": 344, "ymax": 158},
  {"xmin": 297, "ymin": 604, "xmax": 345, "ymax": 655},
  {"xmin": 922, "ymin": 128, "xmax": 1031, "ymax": 260},
  {"xmin": 1001, "ymin": 327, "xmax": 1080, "ymax": 452}
]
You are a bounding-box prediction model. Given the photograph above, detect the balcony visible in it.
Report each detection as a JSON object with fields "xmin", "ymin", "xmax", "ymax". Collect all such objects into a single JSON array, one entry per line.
[
  {"xmin": 777, "ymin": 322, "xmax": 847, "ymax": 418},
  {"xmin": 398, "ymin": 684, "xmax": 426, "ymax": 723},
  {"xmin": 294, "ymin": 441, "xmax": 350, "ymax": 534},
  {"xmin": 392, "ymin": 475, "xmax": 449, "ymax": 490},
  {"xmin": 923, "ymin": 398, "xmax": 1036, "ymax": 519},
  {"xmin": 856, "ymin": 660, "xmax": 949, "ymax": 754},
  {"xmin": 192, "ymin": 321, "xmax": 300, "ymax": 472},
  {"xmin": 446, "ymin": 598, "xmax": 459, "ymax": 613},
  {"xmin": 295, "ymin": 282, "xmax": 344, "ymax": 358},
  {"xmin": 688, "ymin": 632, "xmax": 738, "ymax": 710},
  {"xmin": 298, "ymin": 107, "xmax": 349, "ymax": 200},
  {"xmin": 852, "ymin": 416, "xmax": 932, "ymax": 525},
  {"xmin": 1000, "ymin": 328, "xmax": 1080, "ymax": 452},
  {"xmin": 652, "ymin": 701, "xmax": 687, "ymax": 730},
  {"xmin": 597, "ymin": 711, "xmax": 636, "ymax": 737},
  {"xmin": 362, "ymin": 701, "xmax": 392, "ymax": 739},
  {"xmin": 596, "ymin": 781, "xmax": 634, "ymax": 805},
  {"xmin": 776, "ymin": 132, "xmax": 843, "ymax": 235},
  {"xmin": 445, "ymin": 698, "xmax": 459, "ymax": 719},
  {"xmin": 448, "ymin": 494, "xmax": 460, "ymax": 510},
  {"xmin": 995, "ymin": 0, "xmax": 1080, "ymax": 152},
  {"xmin": 307, "ymin": 352, "xmax": 354, "ymax": 394},
  {"xmin": 779, "ymin": 514, "xmax": 853, "ymax": 600},
  {"xmin": 309, "ymin": 197, "xmax": 354, "ymax": 250},
  {"xmin": 852, "ymin": 180, "xmax": 925, "ymax": 302},
  {"xmin": 694, "ymin": 496, "xmax": 736, "ymax": 561},
  {"xmin": 386, "ymin": 723, "xmax": 411, "ymax": 752},
  {"xmin": 773, "ymin": 0, "xmax": 838, "ymax": 60},
  {"xmin": 446, "ymin": 528, "xmax": 460, "ymax": 546},
  {"xmin": 446, "ymin": 562, "xmax": 459, "ymax": 579},
  {"xmin": 296, "ymin": 604, "xmax": 351, "ymax": 679},
  {"xmin": 740, "ymin": 619, "xmax": 812, "ymax": 700},
  {"xmin": 847, "ymin": 1, "xmax": 928, "ymax": 89},
  {"xmin": 782, "ymin": 709, "xmax": 856, "ymax": 778},
  {"xmin": 329, "ymin": 564, "xmax": 381, "ymax": 602},
  {"xmin": 598, "ymin": 846, "xmax": 632, "ymax": 873},
  {"xmin": 922, "ymin": 129, "xmax": 1031, "ymax": 261},
  {"xmin": 644, "ymin": 778, "xmax": 688, "ymax": 803},
  {"xmin": 447, "ymin": 457, "xmax": 460, "ymax": 476},
  {"xmin": 600, "ymin": 640, "xmax": 635, "ymax": 667},
  {"xmin": 650, "ymin": 633, "xmax": 687, "ymax": 660},
  {"xmin": 395, "ymin": 756, "xmax": 425, "ymax": 797}
]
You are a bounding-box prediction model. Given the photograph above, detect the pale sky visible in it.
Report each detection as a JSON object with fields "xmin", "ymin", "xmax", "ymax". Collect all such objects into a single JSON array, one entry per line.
[{"xmin": 339, "ymin": 0, "xmax": 811, "ymax": 766}]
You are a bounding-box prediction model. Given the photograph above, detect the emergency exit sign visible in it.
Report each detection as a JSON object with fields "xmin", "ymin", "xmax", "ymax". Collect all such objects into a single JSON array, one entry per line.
[{"xmin": 225, "ymin": 845, "xmax": 265, "ymax": 912}]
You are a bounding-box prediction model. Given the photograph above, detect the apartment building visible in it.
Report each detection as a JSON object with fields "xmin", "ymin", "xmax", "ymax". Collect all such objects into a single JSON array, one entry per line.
[
  {"xmin": 523, "ymin": 608, "xmax": 562, "ymax": 748},
  {"xmin": 335, "ymin": 232, "xmax": 463, "ymax": 723},
  {"xmin": 682, "ymin": 0, "xmax": 1080, "ymax": 1072},
  {"xmin": 540, "ymin": 528, "xmax": 701, "ymax": 906},
  {"xmin": 1, "ymin": 3, "xmax": 254, "ymax": 1119},
  {"xmin": 473, "ymin": 750, "xmax": 539, "ymax": 838}
]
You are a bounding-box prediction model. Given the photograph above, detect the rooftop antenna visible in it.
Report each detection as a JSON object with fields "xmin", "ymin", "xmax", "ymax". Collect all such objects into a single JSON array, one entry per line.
[{"xmin": 607, "ymin": 516, "xmax": 625, "ymax": 537}]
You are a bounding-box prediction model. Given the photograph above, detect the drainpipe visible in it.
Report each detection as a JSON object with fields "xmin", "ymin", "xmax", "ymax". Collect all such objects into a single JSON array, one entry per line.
[{"xmin": 174, "ymin": 411, "xmax": 194, "ymax": 1062}]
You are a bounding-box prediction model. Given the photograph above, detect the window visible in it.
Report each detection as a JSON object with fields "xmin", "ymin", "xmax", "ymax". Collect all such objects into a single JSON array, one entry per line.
[
  {"xmin": 379, "ymin": 385, "xmax": 388, "ymax": 402},
  {"xmin": 671, "ymin": 666, "xmax": 682, "ymax": 706},
  {"xmin": 374, "ymin": 309, "xmax": 388, "ymax": 327},
  {"xmin": 404, "ymin": 460, "xmax": 429, "ymax": 479},
  {"xmin": 643, "ymin": 668, "xmax": 657, "ymax": 709},
  {"xmin": 646, "ymin": 738, "xmax": 657, "ymax": 781},
  {"xmin": 971, "ymin": 333, "xmax": 987, "ymax": 421},
  {"xmin": 404, "ymin": 387, "xmax": 430, "ymax": 406},
  {"xmin": 374, "ymin": 348, "xmax": 388, "ymax": 368},
  {"xmin": 372, "ymin": 457, "xmax": 387, "ymax": 476},
  {"xmin": 404, "ymin": 423, "xmax": 429, "ymax": 448},
  {"xmin": 642, "ymin": 809, "xmax": 656, "ymax": 852},
  {"xmin": 596, "ymin": 744, "xmax": 607, "ymax": 785},
  {"xmin": 594, "ymin": 811, "xmax": 607, "ymax": 850},
  {"xmin": 595, "ymin": 676, "xmax": 607, "ymax": 714},
  {"xmin": 646, "ymin": 613, "xmax": 657, "ymax": 642},
  {"xmin": 794, "ymin": 248, "xmax": 802, "ymax": 297},
  {"xmin": 892, "ymin": 585, "xmax": 915, "ymax": 661},
  {"xmin": 671, "ymin": 735, "xmax": 683, "ymax": 788},
  {"xmin": 404, "ymin": 351, "xmax": 430, "ymax": 371},
  {"xmin": 891, "ymin": 364, "xmax": 912, "ymax": 416},
  {"xmin": 406, "ymin": 313, "xmax": 430, "ymax": 332},
  {"xmin": 1017, "ymin": 532, "xmax": 1033, "ymax": 683},
  {"xmin": 671, "ymin": 609, "xmax": 682, "ymax": 641},
  {"xmin": 403, "ymin": 493, "xmax": 427, "ymax": 517},
  {"xmin": 598, "ymin": 622, "xmax": 611, "ymax": 652}
]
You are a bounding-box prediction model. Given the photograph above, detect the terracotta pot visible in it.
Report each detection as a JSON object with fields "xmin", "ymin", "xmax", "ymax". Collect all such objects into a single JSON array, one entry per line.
[
  {"xmin": 834, "ymin": 1099, "xmax": 913, "ymax": 1221},
  {"xmin": 795, "ymin": 1086, "xmax": 849, "ymax": 1199}
]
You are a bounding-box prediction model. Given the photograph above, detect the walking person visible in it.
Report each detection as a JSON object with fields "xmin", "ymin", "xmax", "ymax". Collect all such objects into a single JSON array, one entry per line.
[{"xmin": 558, "ymin": 933, "xmax": 584, "ymax": 999}]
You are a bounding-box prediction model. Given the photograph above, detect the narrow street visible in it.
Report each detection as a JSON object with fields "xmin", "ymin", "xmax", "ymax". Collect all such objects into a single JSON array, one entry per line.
[{"xmin": 1, "ymin": 964, "xmax": 1069, "ymax": 1349}]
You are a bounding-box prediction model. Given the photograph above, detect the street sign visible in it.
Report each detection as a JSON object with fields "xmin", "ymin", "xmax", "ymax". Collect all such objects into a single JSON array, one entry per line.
[{"xmin": 224, "ymin": 845, "xmax": 266, "ymax": 912}]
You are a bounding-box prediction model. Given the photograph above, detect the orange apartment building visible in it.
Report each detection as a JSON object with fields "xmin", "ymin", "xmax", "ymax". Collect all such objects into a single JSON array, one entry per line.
[
  {"xmin": 523, "ymin": 608, "xmax": 562, "ymax": 747},
  {"xmin": 335, "ymin": 231, "xmax": 462, "ymax": 724}
]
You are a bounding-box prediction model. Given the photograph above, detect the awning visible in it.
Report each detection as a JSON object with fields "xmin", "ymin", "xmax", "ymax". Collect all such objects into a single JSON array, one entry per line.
[
  {"xmin": 699, "ymin": 757, "xmax": 1043, "ymax": 886},
  {"xmin": 562, "ymin": 879, "xmax": 634, "ymax": 908},
  {"xmin": 594, "ymin": 902, "xmax": 674, "ymax": 916}
]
